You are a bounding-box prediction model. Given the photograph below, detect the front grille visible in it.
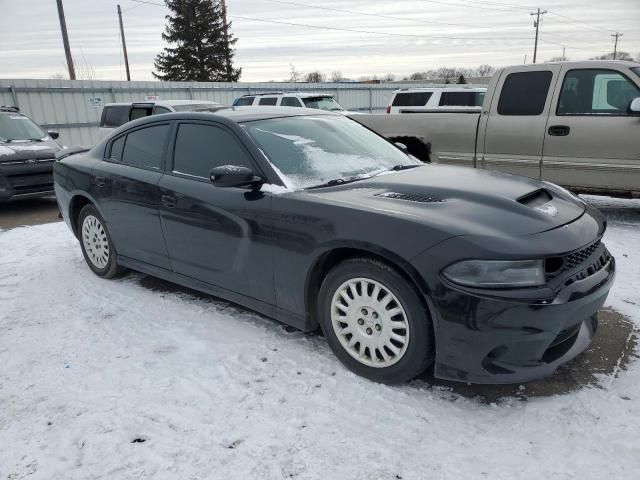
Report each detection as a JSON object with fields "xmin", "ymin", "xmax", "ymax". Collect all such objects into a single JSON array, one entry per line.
[
  {"xmin": 375, "ymin": 192, "xmax": 445, "ymax": 203},
  {"xmin": 545, "ymin": 240, "xmax": 611, "ymax": 287},
  {"xmin": 6, "ymin": 172, "xmax": 54, "ymax": 192}
]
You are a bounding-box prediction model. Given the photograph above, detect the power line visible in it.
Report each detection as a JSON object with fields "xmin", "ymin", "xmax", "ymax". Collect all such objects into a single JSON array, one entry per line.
[{"xmin": 545, "ymin": 10, "xmax": 613, "ymax": 34}]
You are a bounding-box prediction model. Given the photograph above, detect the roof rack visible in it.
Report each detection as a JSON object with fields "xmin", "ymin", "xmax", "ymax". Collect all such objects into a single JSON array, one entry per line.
[
  {"xmin": 0, "ymin": 105, "xmax": 20, "ymax": 112},
  {"xmin": 241, "ymin": 92, "xmax": 286, "ymax": 97}
]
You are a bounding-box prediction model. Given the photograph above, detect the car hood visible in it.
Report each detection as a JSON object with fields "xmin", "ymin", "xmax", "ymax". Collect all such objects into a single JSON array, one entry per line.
[
  {"xmin": 303, "ymin": 165, "xmax": 586, "ymax": 237},
  {"xmin": 0, "ymin": 139, "xmax": 60, "ymax": 163}
]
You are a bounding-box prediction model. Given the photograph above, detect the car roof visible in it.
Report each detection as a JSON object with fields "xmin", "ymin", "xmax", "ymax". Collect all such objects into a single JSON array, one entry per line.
[
  {"xmin": 131, "ymin": 106, "xmax": 338, "ymax": 125},
  {"xmin": 241, "ymin": 92, "xmax": 335, "ymax": 99}
]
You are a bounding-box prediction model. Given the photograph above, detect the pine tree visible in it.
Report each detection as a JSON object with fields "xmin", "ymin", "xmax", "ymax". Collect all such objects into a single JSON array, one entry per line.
[{"xmin": 153, "ymin": 0, "xmax": 241, "ymax": 82}]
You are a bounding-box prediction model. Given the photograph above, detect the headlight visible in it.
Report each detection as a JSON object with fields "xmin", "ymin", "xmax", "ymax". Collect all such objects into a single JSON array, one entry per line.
[{"xmin": 442, "ymin": 259, "xmax": 545, "ymax": 288}]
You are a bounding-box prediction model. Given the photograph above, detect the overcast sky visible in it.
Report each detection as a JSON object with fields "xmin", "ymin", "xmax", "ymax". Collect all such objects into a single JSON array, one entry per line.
[{"xmin": 0, "ymin": 0, "xmax": 638, "ymax": 82}]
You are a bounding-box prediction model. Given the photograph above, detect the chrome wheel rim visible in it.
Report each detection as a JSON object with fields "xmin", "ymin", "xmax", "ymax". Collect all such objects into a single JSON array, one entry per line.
[
  {"xmin": 331, "ymin": 277, "xmax": 410, "ymax": 368},
  {"xmin": 82, "ymin": 215, "xmax": 110, "ymax": 269}
]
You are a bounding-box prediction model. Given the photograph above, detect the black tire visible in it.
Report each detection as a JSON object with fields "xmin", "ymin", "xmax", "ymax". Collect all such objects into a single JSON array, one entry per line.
[
  {"xmin": 318, "ymin": 257, "xmax": 434, "ymax": 384},
  {"xmin": 77, "ymin": 204, "xmax": 126, "ymax": 279}
]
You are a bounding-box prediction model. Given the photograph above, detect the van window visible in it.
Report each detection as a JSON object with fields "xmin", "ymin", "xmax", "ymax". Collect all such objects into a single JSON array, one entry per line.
[
  {"xmin": 392, "ymin": 92, "xmax": 432, "ymax": 107},
  {"xmin": 497, "ymin": 71, "xmax": 552, "ymax": 116},
  {"xmin": 121, "ymin": 124, "xmax": 169, "ymax": 170},
  {"xmin": 439, "ymin": 91, "xmax": 484, "ymax": 107},
  {"xmin": 259, "ymin": 97, "xmax": 278, "ymax": 106},
  {"xmin": 235, "ymin": 97, "xmax": 255, "ymax": 106},
  {"xmin": 558, "ymin": 69, "xmax": 640, "ymax": 115},
  {"xmin": 281, "ymin": 97, "xmax": 303, "ymax": 107},
  {"xmin": 172, "ymin": 123, "xmax": 252, "ymax": 178},
  {"xmin": 101, "ymin": 105, "xmax": 130, "ymax": 128}
]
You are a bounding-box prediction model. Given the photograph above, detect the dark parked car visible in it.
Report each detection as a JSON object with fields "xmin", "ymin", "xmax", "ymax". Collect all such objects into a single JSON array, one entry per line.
[
  {"xmin": 0, "ymin": 107, "xmax": 61, "ymax": 201},
  {"xmin": 53, "ymin": 107, "xmax": 615, "ymax": 384}
]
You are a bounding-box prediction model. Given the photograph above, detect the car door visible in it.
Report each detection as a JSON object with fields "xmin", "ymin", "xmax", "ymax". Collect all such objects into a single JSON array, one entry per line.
[
  {"xmin": 158, "ymin": 121, "xmax": 274, "ymax": 304},
  {"xmin": 92, "ymin": 122, "xmax": 172, "ymax": 269},
  {"xmin": 479, "ymin": 66, "xmax": 560, "ymax": 179},
  {"xmin": 542, "ymin": 66, "xmax": 640, "ymax": 191}
]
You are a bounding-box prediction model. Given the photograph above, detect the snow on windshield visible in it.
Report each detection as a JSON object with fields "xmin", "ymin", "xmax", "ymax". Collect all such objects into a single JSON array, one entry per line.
[{"xmin": 245, "ymin": 116, "xmax": 416, "ymax": 189}]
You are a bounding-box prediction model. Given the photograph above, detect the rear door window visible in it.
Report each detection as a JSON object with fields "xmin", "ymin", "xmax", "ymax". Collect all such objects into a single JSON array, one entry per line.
[
  {"xmin": 497, "ymin": 71, "xmax": 553, "ymax": 115},
  {"xmin": 172, "ymin": 123, "xmax": 253, "ymax": 179},
  {"xmin": 259, "ymin": 97, "xmax": 278, "ymax": 106},
  {"xmin": 130, "ymin": 105, "xmax": 153, "ymax": 121},
  {"xmin": 281, "ymin": 97, "xmax": 303, "ymax": 107},
  {"xmin": 439, "ymin": 91, "xmax": 483, "ymax": 107},
  {"xmin": 392, "ymin": 92, "xmax": 433, "ymax": 107},
  {"xmin": 234, "ymin": 97, "xmax": 255, "ymax": 106},
  {"xmin": 108, "ymin": 135, "xmax": 126, "ymax": 161},
  {"xmin": 557, "ymin": 69, "xmax": 640, "ymax": 115},
  {"xmin": 121, "ymin": 124, "xmax": 170, "ymax": 171},
  {"xmin": 101, "ymin": 106, "xmax": 130, "ymax": 128}
]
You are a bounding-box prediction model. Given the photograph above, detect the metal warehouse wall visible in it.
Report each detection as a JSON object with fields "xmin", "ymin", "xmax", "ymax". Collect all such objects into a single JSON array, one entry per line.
[{"xmin": 0, "ymin": 78, "xmax": 488, "ymax": 147}]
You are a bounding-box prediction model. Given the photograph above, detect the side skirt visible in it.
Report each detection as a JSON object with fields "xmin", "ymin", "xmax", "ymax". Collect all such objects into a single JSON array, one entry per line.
[{"xmin": 117, "ymin": 255, "xmax": 308, "ymax": 331}]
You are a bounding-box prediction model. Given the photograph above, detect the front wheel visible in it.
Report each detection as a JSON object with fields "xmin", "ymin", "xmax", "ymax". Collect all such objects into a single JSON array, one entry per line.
[
  {"xmin": 78, "ymin": 204, "xmax": 125, "ymax": 279},
  {"xmin": 318, "ymin": 258, "xmax": 434, "ymax": 384}
]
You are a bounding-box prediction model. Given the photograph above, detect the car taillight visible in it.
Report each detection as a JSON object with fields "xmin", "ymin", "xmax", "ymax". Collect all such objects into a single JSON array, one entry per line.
[{"xmin": 386, "ymin": 106, "xmax": 391, "ymax": 114}]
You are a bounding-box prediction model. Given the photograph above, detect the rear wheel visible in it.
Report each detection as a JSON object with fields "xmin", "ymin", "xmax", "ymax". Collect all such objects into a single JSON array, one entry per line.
[
  {"xmin": 318, "ymin": 257, "xmax": 434, "ymax": 384},
  {"xmin": 78, "ymin": 204, "xmax": 125, "ymax": 279}
]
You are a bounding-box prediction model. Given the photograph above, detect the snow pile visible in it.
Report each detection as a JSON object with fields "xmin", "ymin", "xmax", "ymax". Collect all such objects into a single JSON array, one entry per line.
[{"xmin": 0, "ymin": 197, "xmax": 639, "ymax": 479}]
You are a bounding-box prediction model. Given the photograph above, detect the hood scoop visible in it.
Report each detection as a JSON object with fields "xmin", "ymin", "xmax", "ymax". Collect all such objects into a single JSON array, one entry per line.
[{"xmin": 375, "ymin": 192, "xmax": 445, "ymax": 203}]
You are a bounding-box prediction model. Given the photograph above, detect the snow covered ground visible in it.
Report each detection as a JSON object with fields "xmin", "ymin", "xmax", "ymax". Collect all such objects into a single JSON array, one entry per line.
[{"xmin": 1, "ymin": 196, "xmax": 639, "ymax": 480}]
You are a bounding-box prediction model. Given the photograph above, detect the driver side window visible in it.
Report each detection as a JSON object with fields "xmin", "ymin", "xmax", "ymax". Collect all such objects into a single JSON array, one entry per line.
[
  {"xmin": 172, "ymin": 123, "xmax": 253, "ymax": 179},
  {"xmin": 558, "ymin": 69, "xmax": 640, "ymax": 115}
]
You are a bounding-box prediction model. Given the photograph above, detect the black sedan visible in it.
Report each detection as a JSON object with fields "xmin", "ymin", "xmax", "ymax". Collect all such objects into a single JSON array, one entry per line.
[
  {"xmin": 0, "ymin": 107, "xmax": 62, "ymax": 201},
  {"xmin": 53, "ymin": 108, "xmax": 615, "ymax": 384}
]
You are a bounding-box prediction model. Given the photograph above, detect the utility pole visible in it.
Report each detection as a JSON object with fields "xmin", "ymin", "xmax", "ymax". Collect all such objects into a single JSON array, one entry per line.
[
  {"xmin": 117, "ymin": 4, "xmax": 131, "ymax": 81},
  {"xmin": 220, "ymin": 0, "xmax": 232, "ymax": 80},
  {"xmin": 530, "ymin": 8, "xmax": 547, "ymax": 64},
  {"xmin": 562, "ymin": 46, "xmax": 566, "ymax": 61},
  {"xmin": 55, "ymin": 0, "xmax": 76, "ymax": 80},
  {"xmin": 611, "ymin": 32, "xmax": 623, "ymax": 60}
]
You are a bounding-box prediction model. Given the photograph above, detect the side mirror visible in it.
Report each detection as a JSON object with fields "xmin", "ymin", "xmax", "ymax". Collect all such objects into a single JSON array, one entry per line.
[
  {"xmin": 628, "ymin": 97, "xmax": 640, "ymax": 116},
  {"xmin": 395, "ymin": 142, "xmax": 409, "ymax": 154},
  {"xmin": 210, "ymin": 165, "xmax": 263, "ymax": 189},
  {"xmin": 48, "ymin": 131, "xmax": 60, "ymax": 140}
]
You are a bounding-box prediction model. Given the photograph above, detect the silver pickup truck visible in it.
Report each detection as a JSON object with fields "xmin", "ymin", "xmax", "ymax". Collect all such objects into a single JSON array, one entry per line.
[{"xmin": 355, "ymin": 61, "xmax": 640, "ymax": 197}]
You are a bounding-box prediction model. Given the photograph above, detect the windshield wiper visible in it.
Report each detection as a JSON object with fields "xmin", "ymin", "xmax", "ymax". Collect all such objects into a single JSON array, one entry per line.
[
  {"xmin": 307, "ymin": 176, "xmax": 368, "ymax": 190},
  {"xmin": 389, "ymin": 164, "xmax": 421, "ymax": 171}
]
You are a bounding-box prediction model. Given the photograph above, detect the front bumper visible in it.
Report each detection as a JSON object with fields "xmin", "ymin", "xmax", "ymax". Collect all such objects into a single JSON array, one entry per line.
[
  {"xmin": 0, "ymin": 161, "xmax": 55, "ymax": 201},
  {"xmin": 431, "ymin": 255, "xmax": 614, "ymax": 384}
]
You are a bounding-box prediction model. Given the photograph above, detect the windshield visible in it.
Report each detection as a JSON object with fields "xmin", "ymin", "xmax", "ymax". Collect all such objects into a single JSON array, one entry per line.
[
  {"xmin": 243, "ymin": 115, "xmax": 419, "ymax": 189},
  {"xmin": 0, "ymin": 114, "xmax": 46, "ymax": 142},
  {"xmin": 172, "ymin": 103, "xmax": 222, "ymax": 112},
  {"xmin": 302, "ymin": 96, "xmax": 344, "ymax": 111}
]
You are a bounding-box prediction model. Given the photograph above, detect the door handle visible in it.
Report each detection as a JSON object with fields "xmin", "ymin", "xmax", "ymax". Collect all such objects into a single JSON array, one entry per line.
[
  {"xmin": 161, "ymin": 195, "xmax": 176, "ymax": 208},
  {"xmin": 94, "ymin": 176, "xmax": 106, "ymax": 187},
  {"xmin": 548, "ymin": 125, "xmax": 571, "ymax": 136}
]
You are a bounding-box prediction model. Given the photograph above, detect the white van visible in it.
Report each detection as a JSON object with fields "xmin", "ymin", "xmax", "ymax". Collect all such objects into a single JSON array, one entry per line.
[
  {"xmin": 386, "ymin": 87, "xmax": 486, "ymax": 114},
  {"xmin": 99, "ymin": 100, "xmax": 224, "ymax": 138}
]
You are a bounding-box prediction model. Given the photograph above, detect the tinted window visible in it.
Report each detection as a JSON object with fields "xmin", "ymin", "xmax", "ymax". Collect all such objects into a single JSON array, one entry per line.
[
  {"xmin": 439, "ymin": 91, "xmax": 484, "ymax": 107},
  {"xmin": 558, "ymin": 69, "xmax": 640, "ymax": 115},
  {"xmin": 121, "ymin": 124, "xmax": 169, "ymax": 170},
  {"xmin": 259, "ymin": 97, "xmax": 278, "ymax": 106},
  {"xmin": 130, "ymin": 106, "xmax": 153, "ymax": 121},
  {"xmin": 281, "ymin": 97, "xmax": 303, "ymax": 107},
  {"xmin": 108, "ymin": 135, "xmax": 125, "ymax": 161},
  {"xmin": 235, "ymin": 97, "xmax": 255, "ymax": 106},
  {"xmin": 497, "ymin": 71, "xmax": 552, "ymax": 115},
  {"xmin": 101, "ymin": 106, "xmax": 130, "ymax": 128},
  {"xmin": 392, "ymin": 92, "xmax": 432, "ymax": 107},
  {"xmin": 173, "ymin": 123, "xmax": 252, "ymax": 178},
  {"xmin": 154, "ymin": 106, "xmax": 172, "ymax": 114}
]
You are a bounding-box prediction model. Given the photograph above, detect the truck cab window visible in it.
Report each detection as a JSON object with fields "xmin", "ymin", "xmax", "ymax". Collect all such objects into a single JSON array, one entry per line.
[
  {"xmin": 497, "ymin": 71, "xmax": 552, "ymax": 116},
  {"xmin": 558, "ymin": 69, "xmax": 640, "ymax": 115}
]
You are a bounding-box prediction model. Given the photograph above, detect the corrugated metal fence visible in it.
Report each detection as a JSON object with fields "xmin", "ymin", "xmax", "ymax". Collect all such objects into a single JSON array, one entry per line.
[{"xmin": 0, "ymin": 78, "xmax": 487, "ymax": 147}]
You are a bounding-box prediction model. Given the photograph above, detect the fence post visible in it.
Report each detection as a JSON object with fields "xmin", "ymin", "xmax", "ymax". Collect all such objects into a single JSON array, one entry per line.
[
  {"xmin": 369, "ymin": 87, "xmax": 373, "ymax": 113},
  {"xmin": 109, "ymin": 87, "xmax": 116, "ymax": 103},
  {"xmin": 9, "ymin": 85, "xmax": 19, "ymax": 109},
  {"xmin": 188, "ymin": 86, "xmax": 194, "ymax": 100}
]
